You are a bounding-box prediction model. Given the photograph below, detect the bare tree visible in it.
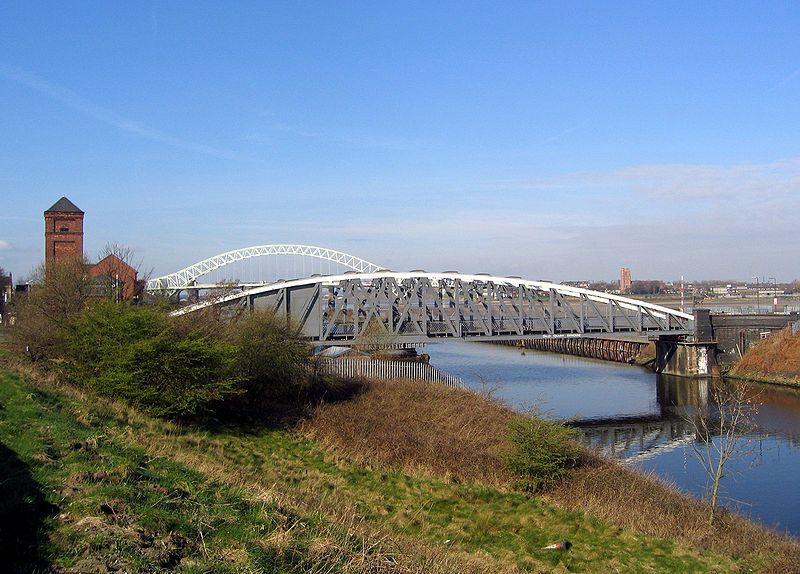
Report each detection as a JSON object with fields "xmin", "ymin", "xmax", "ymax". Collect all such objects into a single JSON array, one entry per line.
[
  {"xmin": 97, "ymin": 242, "xmax": 148, "ymax": 275},
  {"xmin": 95, "ymin": 242, "xmax": 151, "ymax": 302},
  {"xmin": 688, "ymin": 379, "xmax": 759, "ymax": 525},
  {"xmin": 11, "ymin": 259, "xmax": 94, "ymax": 360}
]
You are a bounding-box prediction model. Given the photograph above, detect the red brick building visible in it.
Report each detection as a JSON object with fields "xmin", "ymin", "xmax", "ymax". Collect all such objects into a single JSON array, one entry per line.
[
  {"xmin": 88, "ymin": 254, "xmax": 138, "ymax": 301},
  {"xmin": 44, "ymin": 197, "xmax": 139, "ymax": 301},
  {"xmin": 44, "ymin": 197, "xmax": 85, "ymax": 268}
]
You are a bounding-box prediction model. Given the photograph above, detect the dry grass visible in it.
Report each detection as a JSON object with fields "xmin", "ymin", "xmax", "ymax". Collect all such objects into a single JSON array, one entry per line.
[
  {"xmin": 302, "ymin": 378, "xmax": 516, "ymax": 486},
  {"xmin": 546, "ymin": 459, "xmax": 800, "ymax": 573},
  {"xmin": 733, "ymin": 327, "xmax": 800, "ymax": 380},
  {"xmin": 302, "ymin": 377, "xmax": 800, "ymax": 572}
]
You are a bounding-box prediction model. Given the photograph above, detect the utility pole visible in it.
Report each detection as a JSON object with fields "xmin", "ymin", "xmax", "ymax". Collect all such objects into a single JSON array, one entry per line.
[
  {"xmin": 752, "ymin": 276, "xmax": 760, "ymax": 313},
  {"xmin": 769, "ymin": 277, "xmax": 777, "ymax": 313}
]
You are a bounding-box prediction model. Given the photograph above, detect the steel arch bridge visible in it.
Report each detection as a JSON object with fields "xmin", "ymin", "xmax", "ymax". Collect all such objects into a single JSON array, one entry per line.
[
  {"xmin": 145, "ymin": 244, "xmax": 382, "ymax": 293},
  {"xmin": 171, "ymin": 270, "xmax": 694, "ymax": 345}
]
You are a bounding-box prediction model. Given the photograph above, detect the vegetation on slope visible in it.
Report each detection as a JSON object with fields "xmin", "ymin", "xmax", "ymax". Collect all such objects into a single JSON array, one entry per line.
[
  {"xmin": 732, "ymin": 326, "xmax": 800, "ymax": 384},
  {"xmin": 304, "ymin": 378, "xmax": 800, "ymax": 573},
  {"xmin": 0, "ymin": 362, "xmax": 485, "ymax": 574},
  {"xmin": 7, "ymin": 355, "xmax": 799, "ymax": 572}
]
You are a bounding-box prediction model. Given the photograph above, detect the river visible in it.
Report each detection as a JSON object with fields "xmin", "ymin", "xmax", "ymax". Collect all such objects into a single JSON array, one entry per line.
[{"xmin": 424, "ymin": 340, "xmax": 800, "ymax": 537}]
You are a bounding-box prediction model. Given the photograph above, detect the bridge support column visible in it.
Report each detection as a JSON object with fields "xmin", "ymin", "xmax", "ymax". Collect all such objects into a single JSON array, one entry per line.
[
  {"xmin": 187, "ymin": 280, "xmax": 200, "ymax": 304},
  {"xmin": 655, "ymin": 336, "xmax": 719, "ymax": 378}
]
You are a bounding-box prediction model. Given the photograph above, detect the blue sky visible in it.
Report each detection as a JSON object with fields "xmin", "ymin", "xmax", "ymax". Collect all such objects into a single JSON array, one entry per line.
[{"xmin": 2, "ymin": 1, "xmax": 799, "ymax": 282}]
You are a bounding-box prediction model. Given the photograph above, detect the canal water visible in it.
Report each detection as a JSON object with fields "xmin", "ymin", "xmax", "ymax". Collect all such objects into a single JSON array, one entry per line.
[{"xmin": 424, "ymin": 340, "xmax": 800, "ymax": 537}]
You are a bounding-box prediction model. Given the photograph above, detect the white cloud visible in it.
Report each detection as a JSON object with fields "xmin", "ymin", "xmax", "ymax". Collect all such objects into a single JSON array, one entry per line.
[
  {"xmin": 133, "ymin": 155, "xmax": 800, "ymax": 282},
  {"xmin": 605, "ymin": 159, "xmax": 800, "ymax": 201},
  {"xmin": 0, "ymin": 240, "xmax": 10, "ymax": 251},
  {"xmin": 504, "ymin": 157, "xmax": 800, "ymax": 203}
]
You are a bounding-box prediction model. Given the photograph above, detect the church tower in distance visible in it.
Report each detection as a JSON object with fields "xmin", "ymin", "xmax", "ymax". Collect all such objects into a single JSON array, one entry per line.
[{"xmin": 44, "ymin": 197, "xmax": 85, "ymax": 269}]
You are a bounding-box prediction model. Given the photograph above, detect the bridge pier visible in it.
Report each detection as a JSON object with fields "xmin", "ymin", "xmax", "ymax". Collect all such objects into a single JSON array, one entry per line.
[
  {"xmin": 653, "ymin": 310, "xmax": 719, "ymax": 378},
  {"xmin": 654, "ymin": 337, "xmax": 718, "ymax": 378},
  {"xmin": 691, "ymin": 307, "xmax": 799, "ymax": 365}
]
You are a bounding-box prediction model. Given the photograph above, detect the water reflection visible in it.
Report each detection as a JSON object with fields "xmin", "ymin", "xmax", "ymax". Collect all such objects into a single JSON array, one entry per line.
[
  {"xmin": 572, "ymin": 376, "xmax": 706, "ymax": 461},
  {"xmin": 424, "ymin": 341, "xmax": 800, "ymax": 535},
  {"xmin": 573, "ymin": 376, "xmax": 800, "ymax": 465}
]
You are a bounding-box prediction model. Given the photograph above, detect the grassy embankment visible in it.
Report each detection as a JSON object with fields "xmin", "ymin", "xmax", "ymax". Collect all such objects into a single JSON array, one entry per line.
[
  {"xmin": 729, "ymin": 326, "xmax": 800, "ymax": 387},
  {"xmin": 2, "ymin": 352, "xmax": 799, "ymax": 572}
]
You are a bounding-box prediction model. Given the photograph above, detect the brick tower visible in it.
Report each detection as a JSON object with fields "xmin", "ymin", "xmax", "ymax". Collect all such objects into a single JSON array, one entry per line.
[
  {"xmin": 619, "ymin": 267, "xmax": 632, "ymax": 294},
  {"xmin": 44, "ymin": 197, "xmax": 85, "ymax": 268}
]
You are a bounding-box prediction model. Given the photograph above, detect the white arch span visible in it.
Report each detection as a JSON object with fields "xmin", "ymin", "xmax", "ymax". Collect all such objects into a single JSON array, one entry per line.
[{"xmin": 146, "ymin": 244, "xmax": 382, "ymax": 292}]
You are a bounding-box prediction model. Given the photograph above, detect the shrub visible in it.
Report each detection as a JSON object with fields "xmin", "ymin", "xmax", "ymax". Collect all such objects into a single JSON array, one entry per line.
[
  {"xmin": 61, "ymin": 301, "xmax": 239, "ymax": 418},
  {"xmin": 60, "ymin": 300, "xmax": 168, "ymax": 383},
  {"xmin": 122, "ymin": 332, "xmax": 239, "ymax": 418},
  {"xmin": 229, "ymin": 311, "xmax": 311, "ymax": 402},
  {"xmin": 503, "ymin": 415, "xmax": 582, "ymax": 493}
]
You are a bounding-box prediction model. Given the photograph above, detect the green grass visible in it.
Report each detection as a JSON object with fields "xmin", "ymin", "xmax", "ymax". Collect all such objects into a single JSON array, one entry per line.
[
  {"xmin": 0, "ymin": 369, "xmax": 409, "ymax": 573},
  {"xmin": 0, "ymin": 363, "xmax": 766, "ymax": 573},
  {"xmin": 105, "ymin": 408, "xmax": 742, "ymax": 572},
  {"xmin": 237, "ymin": 448, "xmax": 708, "ymax": 572}
]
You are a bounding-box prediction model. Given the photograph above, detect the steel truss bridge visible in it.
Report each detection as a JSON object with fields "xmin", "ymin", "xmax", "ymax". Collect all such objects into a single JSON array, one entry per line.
[{"xmin": 151, "ymin": 245, "xmax": 693, "ymax": 345}]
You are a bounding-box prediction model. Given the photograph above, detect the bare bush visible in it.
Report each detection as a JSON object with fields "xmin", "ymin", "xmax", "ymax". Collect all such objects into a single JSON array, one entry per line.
[{"xmin": 11, "ymin": 259, "xmax": 93, "ymax": 361}]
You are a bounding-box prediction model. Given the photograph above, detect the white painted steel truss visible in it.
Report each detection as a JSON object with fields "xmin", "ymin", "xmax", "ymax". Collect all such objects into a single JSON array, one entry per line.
[
  {"xmin": 146, "ymin": 244, "xmax": 382, "ymax": 292},
  {"xmin": 173, "ymin": 271, "xmax": 694, "ymax": 343}
]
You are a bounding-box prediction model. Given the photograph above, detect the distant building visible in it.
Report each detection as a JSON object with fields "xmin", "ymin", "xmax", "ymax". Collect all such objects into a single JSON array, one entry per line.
[
  {"xmin": 43, "ymin": 197, "xmax": 139, "ymax": 301},
  {"xmin": 619, "ymin": 267, "xmax": 632, "ymax": 294},
  {"xmin": 44, "ymin": 197, "xmax": 85, "ymax": 269},
  {"xmin": 89, "ymin": 254, "xmax": 138, "ymax": 301}
]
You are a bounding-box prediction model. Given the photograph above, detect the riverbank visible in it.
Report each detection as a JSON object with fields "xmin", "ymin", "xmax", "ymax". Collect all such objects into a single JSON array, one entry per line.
[
  {"xmin": 2, "ymin": 355, "xmax": 798, "ymax": 572},
  {"xmin": 729, "ymin": 327, "xmax": 800, "ymax": 388}
]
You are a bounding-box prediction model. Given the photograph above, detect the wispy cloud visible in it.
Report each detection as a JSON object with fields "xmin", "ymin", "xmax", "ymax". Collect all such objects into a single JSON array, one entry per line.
[
  {"xmin": 541, "ymin": 126, "xmax": 578, "ymax": 145},
  {"xmin": 499, "ymin": 157, "xmax": 800, "ymax": 202},
  {"xmin": 0, "ymin": 63, "xmax": 250, "ymax": 161},
  {"xmin": 0, "ymin": 240, "xmax": 11, "ymax": 251},
  {"xmin": 604, "ymin": 159, "xmax": 800, "ymax": 200}
]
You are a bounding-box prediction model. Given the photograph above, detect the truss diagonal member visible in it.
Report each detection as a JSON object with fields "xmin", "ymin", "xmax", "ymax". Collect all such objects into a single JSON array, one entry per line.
[{"xmin": 552, "ymin": 290, "xmax": 583, "ymax": 334}]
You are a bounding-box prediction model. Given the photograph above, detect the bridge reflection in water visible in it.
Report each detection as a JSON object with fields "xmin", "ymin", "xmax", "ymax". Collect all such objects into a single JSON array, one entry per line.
[
  {"xmin": 571, "ymin": 375, "xmax": 708, "ymax": 463},
  {"xmin": 573, "ymin": 376, "xmax": 800, "ymax": 463}
]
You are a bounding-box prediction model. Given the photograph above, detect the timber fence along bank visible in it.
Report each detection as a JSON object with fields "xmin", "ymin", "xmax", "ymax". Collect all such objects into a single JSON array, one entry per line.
[{"xmin": 319, "ymin": 358, "xmax": 464, "ymax": 389}]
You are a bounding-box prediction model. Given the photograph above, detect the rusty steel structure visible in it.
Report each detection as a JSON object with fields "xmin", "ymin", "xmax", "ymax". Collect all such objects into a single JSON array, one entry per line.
[{"xmin": 502, "ymin": 337, "xmax": 651, "ymax": 363}]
